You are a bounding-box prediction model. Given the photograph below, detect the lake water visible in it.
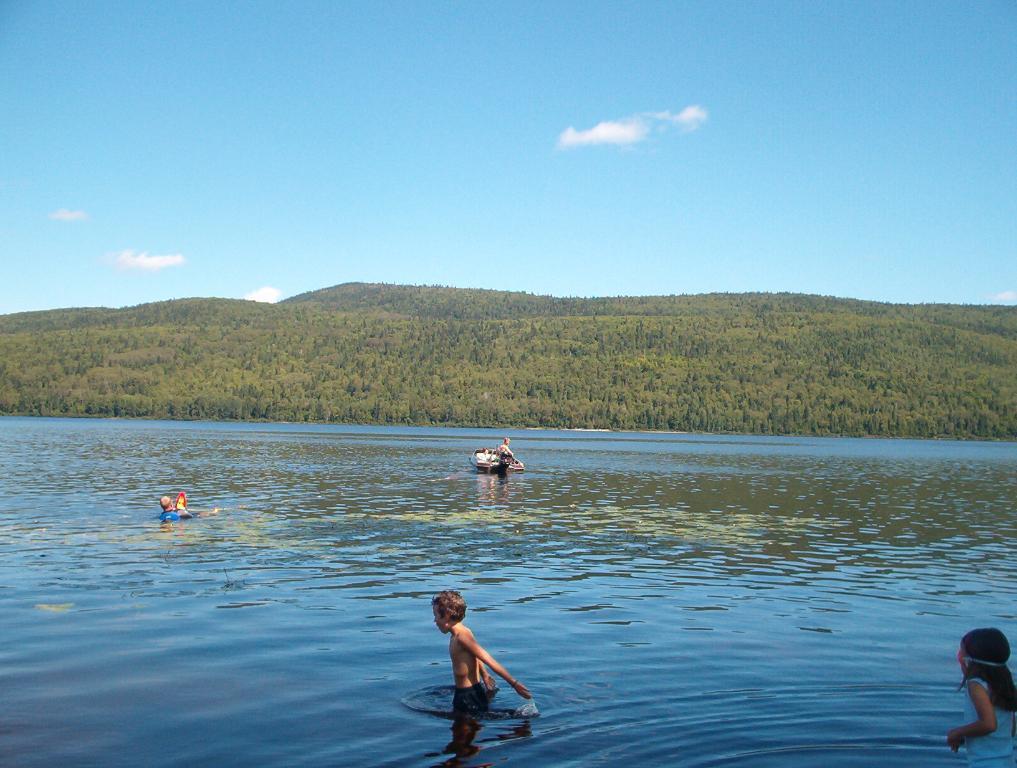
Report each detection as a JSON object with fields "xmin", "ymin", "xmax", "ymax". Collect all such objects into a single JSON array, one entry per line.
[{"xmin": 1, "ymin": 417, "xmax": 1015, "ymax": 767}]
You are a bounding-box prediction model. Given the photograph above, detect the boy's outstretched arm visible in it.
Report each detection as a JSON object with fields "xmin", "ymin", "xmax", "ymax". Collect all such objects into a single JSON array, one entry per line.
[
  {"xmin": 480, "ymin": 663, "xmax": 496, "ymax": 691},
  {"xmin": 458, "ymin": 632, "xmax": 532, "ymax": 699}
]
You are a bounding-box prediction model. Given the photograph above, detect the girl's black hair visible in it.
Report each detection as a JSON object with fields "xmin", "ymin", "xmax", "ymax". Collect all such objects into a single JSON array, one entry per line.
[{"xmin": 959, "ymin": 628, "xmax": 1017, "ymax": 712}]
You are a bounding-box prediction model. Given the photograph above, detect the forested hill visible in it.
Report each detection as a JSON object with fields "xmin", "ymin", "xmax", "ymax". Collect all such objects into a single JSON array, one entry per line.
[
  {"xmin": 285, "ymin": 283, "xmax": 1017, "ymax": 335},
  {"xmin": 1, "ymin": 283, "xmax": 1015, "ymax": 438}
]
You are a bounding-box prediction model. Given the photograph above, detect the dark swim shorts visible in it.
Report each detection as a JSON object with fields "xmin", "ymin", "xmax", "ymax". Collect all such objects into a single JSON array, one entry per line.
[{"xmin": 452, "ymin": 683, "xmax": 490, "ymax": 715}]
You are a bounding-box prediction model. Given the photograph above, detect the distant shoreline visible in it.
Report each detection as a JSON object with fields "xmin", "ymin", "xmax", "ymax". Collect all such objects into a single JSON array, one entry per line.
[{"xmin": 2, "ymin": 413, "xmax": 1013, "ymax": 443}]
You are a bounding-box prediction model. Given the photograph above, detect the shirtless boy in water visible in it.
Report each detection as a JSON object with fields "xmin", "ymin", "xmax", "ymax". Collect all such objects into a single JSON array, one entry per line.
[{"xmin": 432, "ymin": 590, "xmax": 531, "ymax": 715}]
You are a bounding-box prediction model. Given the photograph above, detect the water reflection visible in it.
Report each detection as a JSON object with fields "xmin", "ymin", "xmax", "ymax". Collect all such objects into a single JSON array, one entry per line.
[
  {"xmin": 429, "ymin": 717, "xmax": 533, "ymax": 768},
  {"xmin": 433, "ymin": 717, "xmax": 485, "ymax": 767},
  {"xmin": 475, "ymin": 473, "xmax": 513, "ymax": 505}
]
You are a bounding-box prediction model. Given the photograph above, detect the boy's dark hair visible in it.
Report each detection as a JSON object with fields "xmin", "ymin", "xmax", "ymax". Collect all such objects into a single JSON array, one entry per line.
[
  {"xmin": 960, "ymin": 628, "xmax": 1017, "ymax": 711},
  {"xmin": 432, "ymin": 590, "xmax": 467, "ymax": 623}
]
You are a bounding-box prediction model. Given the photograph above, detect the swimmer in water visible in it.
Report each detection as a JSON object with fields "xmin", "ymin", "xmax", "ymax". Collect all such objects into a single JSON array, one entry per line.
[
  {"xmin": 947, "ymin": 627, "xmax": 1016, "ymax": 765},
  {"xmin": 431, "ymin": 590, "xmax": 531, "ymax": 716},
  {"xmin": 158, "ymin": 493, "xmax": 192, "ymax": 522}
]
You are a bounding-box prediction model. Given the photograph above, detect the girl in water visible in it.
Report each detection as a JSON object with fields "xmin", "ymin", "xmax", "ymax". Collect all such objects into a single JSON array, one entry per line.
[{"xmin": 947, "ymin": 627, "xmax": 1016, "ymax": 766}]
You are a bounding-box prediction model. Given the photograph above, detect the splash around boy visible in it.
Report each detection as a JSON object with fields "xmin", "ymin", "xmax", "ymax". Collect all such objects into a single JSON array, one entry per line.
[{"xmin": 432, "ymin": 590, "xmax": 531, "ymax": 716}]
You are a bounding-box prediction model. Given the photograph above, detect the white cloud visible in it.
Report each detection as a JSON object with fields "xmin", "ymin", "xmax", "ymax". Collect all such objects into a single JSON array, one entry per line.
[
  {"xmin": 244, "ymin": 286, "xmax": 282, "ymax": 303},
  {"xmin": 557, "ymin": 118, "xmax": 650, "ymax": 149},
  {"xmin": 557, "ymin": 105, "xmax": 708, "ymax": 150},
  {"xmin": 113, "ymin": 250, "xmax": 186, "ymax": 272},
  {"xmin": 989, "ymin": 290, "xmax": 1017, "ymax": 303},
  {"xmin": 49, "ymin": 208, "xmax": 89, "ymax": 221},
  {"xmin": 664, "ymin": 105, "xmax": 709, "ymax": 132}
]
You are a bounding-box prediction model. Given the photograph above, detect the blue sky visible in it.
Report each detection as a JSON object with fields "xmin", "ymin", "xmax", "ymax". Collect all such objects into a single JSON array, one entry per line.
[{"xmin": 1, "ymin": 1, "xmax": 1015, "ymax": 314}]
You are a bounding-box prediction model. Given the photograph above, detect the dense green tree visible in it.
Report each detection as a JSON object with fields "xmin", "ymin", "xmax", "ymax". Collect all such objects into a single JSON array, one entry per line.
[{"xmin": 0, "ymin": 284, "xmax": 1014, "ymax": 438}]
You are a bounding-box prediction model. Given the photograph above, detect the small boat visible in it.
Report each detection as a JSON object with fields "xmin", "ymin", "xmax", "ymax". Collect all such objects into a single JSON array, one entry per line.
[{"xmin": 470, "ymin": 447, "xmax": 525, "ymax": 474}]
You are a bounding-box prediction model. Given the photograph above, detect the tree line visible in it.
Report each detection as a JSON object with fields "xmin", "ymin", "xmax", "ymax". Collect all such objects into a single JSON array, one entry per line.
[{"xmin": 0, "ymin": 284, "xmax": 1014, "ymax": 438}]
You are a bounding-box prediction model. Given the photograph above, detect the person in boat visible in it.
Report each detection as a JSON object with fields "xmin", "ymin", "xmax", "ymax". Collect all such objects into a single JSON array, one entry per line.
[{"xmin": 495, "ymin": 438, "xmax": 515, "ymax": 462}]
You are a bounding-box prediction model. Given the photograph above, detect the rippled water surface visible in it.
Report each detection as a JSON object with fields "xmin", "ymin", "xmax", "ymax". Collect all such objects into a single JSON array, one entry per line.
[{"xmin": 1, "ymin": 417, "xmax": 1015, "ymax": 767}]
